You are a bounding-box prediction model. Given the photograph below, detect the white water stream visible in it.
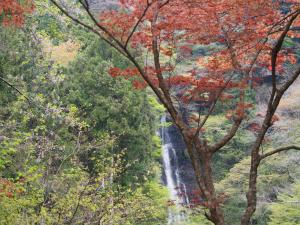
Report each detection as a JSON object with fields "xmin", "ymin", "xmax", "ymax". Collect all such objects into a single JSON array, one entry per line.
[{"xmin": 160, "ymin": 116, "xmax": 189, "ymax": 224}]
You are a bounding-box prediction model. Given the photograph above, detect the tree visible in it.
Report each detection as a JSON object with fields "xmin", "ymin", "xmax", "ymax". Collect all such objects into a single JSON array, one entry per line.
[
  {"xmin": 0, "ymin": 6, "xmax": 168, "ymax": 224},
  {"xmin": 64, "ymin": 37, "xmax": 161, "ymax": 186},
  {"xmin": 46, "ymin": 0, "xmax": 300, "ymax": 224}
]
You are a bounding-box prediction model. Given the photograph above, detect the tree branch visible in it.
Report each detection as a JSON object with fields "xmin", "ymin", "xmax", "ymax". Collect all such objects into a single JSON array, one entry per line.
[
  {"xmin": 208, "ymin": 117, "xmax": 243, "ymax": 153},
  {"xmin": 125, "ymin": 1, "xmax": 152, "ymax": 48},
  {"xmin": 50, "ymin": 0, "xmax": 127, "ymax": 57},
  {"xmin": 0, "ymin": 76, "xmax": 30, "ymax": 103},
  {"xmin": 67, "ymin": 181, "xmax": 89, "ymax": 224},
  {"xmin": 51, "ymin": 0, "xmax": 183, "ymax": 124},
  {"xmin": 271, "ymin": 10, "xmax": 300, "ymax": 91},
  {"xmin": 77, "ymin": 0, "xmax": 127, "ymax": 50},
  {"xmin": 241, "ymin": 10, "xmax": 300, "ymax": 224},
  {"xmin": 194, "ymin": 72, "xmax": 236, "ymax": 139},
  {"xmin": 150, "ymin": 2, "xmax": 186, "ymax": 130},
  {"xmin": 278, "ymin": 66, "xmax": 300, "ymax": 94},
  {"xmin": 260, "ymin": 145, "xmax": 300, "ymax": 161}
]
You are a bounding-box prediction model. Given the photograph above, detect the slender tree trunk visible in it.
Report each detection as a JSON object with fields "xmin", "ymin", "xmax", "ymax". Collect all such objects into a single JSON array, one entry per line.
[
  {"xmin": 241, "ymin": 99, "xmax": 276, "ymax": 225},
  {"xmin": 240, "ymin": 113, "xmax": 270, "ymax": 224},
  {"xmin": 184, "ymin": 137, "xmax": 225, "ymax": 225},
  {"xmin": 202, "ymin": 151, "xmax": 225, "ymax": 225},
  {"xmin": 240, "ymin": 155, "xmax": 260, "ymax": 225}
]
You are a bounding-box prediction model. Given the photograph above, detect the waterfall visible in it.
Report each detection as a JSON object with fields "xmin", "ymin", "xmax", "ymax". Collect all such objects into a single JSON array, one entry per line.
[{"xmin": 160, "ymin": 116, "xmax": 189, "ymax": 224}]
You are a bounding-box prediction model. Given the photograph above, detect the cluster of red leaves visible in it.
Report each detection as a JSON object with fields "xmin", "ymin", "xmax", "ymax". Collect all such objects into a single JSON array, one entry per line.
[
  {"xmin": 172, "ymin": 75, "xmax": 240, "ymax": 106},
  {"xmin": 132, "ymin": 80, "xmax": 147, "ymax": 89},
  {"xmin": 109, "ymin": 67, "xmax": 140, "ymax": 78},
  {"xmin": 246, "ymin": 122, "xmax": 262, "ymax": 133},
  {"xmin": 102, "ymin": 0, "xmax": 299, "ymax": 115},
  {"xmin": 0, "ymin": 178, "xmax": 24, "ymax": 199},
  {"xmin": 131, "ymin": 30, "xmax": 152, "ymax": 49},
  {"xmin": 109, "ymin": 67, "xmax": 148, "ymax": 89},
  {"xmin": 0, "ymin": 0, "xmax": 34, "ymax": 27},
  {"xmin": 109, "ymin": 65, "xmax": 186, "ymax": 89},
  {"xmin": 287, "ymin": 0, "xmax": 300, "ymax": 30},
  {"xmin": 98, "ymin": 0, "xmax": 153, "ymax": 45},
  {"xmin": 109, "ymin": 65, "xmax": 241, "ymax": 94},
  {"xmin": 245, "ymin": 114, "xmax": 280, "ymax": 134},
  {"xmin": 224, "ymin": 102, "xmax": 253, "ymax": 121}
]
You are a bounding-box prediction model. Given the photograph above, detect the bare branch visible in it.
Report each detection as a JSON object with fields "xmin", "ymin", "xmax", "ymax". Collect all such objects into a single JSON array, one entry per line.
[
  {"xmin": 0, "ymin": 76, "xmax": 30, "ymax": 103},
  {"xmin": 159, "ymin": 0, "xmax": 170, "ymax": 9},
  {"xmin": 271, "ymin": 10, "xmax": 300, "ymax": 91},
  {"xmin": 260, "ymin": 145, "xmax": 300, "ymax": 161},
  {"xmin": 150, "ymin": 2, "xmax": 186, "ymax": 130},
  {"xmin": 208, "ymin": 117, "xmax": 243, "ymax": 153},
  {"xmin": 50, "ymin": 0, "xmax": 127, "ymax": 57},
  {"xmin": 77, "ymin": 0, "xmax": 126, "ymax": 50},
  {"xmin": 278, "ymin": 66, "xmax": 300, "ymax": 94},
  {"xmin": 270, "ymin": 9, "xmax": 300, "ymax": 34}
]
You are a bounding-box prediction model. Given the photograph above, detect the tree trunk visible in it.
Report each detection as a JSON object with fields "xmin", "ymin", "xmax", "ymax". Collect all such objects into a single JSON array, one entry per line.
[
  {"xmin": 202, "ymin": 151, "xmax": 225, "ymax": 225},
  {"xmin": 241, "ymin": 109, "xmax": 273, "ymax": 225},
  {"xmin": 184, "ymin": 137, "xmax": 225, "ymax": 225},
  {"xmin": 240, "ymin": 157, "xmax": 259, "ymax": 225}
]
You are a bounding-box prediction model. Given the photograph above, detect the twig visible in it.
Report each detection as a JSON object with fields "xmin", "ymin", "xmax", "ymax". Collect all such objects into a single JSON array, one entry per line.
[
  {"xmin": 0, "ymin": 76, "xmax": 30, "ymax": 103},
  {"xmin": 125, "ymin": 1, "xmax": 152, "ymax": 48}
]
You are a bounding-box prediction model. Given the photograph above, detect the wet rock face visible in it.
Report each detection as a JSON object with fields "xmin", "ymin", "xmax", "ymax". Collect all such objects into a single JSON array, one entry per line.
[
  {"xmin": 160, "ymin": 116, "xmax": 198, "ymax": 203},
  {"xmin": 168, "ymin": 124, "xmax": 197, "ymax": 193}
]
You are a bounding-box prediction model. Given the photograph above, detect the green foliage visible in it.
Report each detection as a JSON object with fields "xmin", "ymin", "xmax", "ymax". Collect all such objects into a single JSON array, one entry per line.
[
  {"xmin": 187, "ymin": 213, "xmax": 214, "ymax": 225},
  {"xmin": 203, "ymin": 113, "xmax": 256, "ymax": 181},
  {"xmin": 64, "ymin": 38, "xmax": 160, "ymax": 185},
  {"xmin": 0, "ymin": 9, "xmax": 168, "ymax": 224},
  {"xmin": 268, "ymin": 182, "xmax": 300, "ymax": 225},
  {"xmin": 215, "ymin": 119, "xmax": 300, "ymax": 225}
]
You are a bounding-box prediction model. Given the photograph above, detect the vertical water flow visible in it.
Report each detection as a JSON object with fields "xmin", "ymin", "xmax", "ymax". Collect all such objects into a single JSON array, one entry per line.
[{"xmin": 160, "ymin": 116, "xmax": 189, "ymax": 224}]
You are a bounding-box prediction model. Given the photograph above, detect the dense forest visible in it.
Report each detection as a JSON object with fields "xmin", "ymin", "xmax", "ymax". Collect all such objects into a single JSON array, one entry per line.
[{"xmin": 0, "ymin": 0, "xmax": 300, "ymax": 225}]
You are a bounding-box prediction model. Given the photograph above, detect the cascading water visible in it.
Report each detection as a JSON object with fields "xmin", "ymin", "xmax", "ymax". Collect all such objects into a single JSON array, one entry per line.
[{"xmin": 160, "ymin": 116, "xmax": 189, "ymax": 224}]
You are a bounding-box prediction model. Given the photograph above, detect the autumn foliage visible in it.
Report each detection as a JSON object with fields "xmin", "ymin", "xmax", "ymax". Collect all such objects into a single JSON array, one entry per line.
[
  {"xmin": 89, "ymin": 1, "xmax": 300, "ymax": 224},
  {"xmin": 102, "ymin": 0, "xmax": 299, "ymax": 125},
  {"xmin": 0, "ymin": 178, "xmax": 24, "ymax": 199},
  {"xmin": 7, "ymin": 0, "xmax": 300, "ymax": 224},
  {"xmin": 0, "ymin": 0, "xmax": 34, "ymax": 26}
]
